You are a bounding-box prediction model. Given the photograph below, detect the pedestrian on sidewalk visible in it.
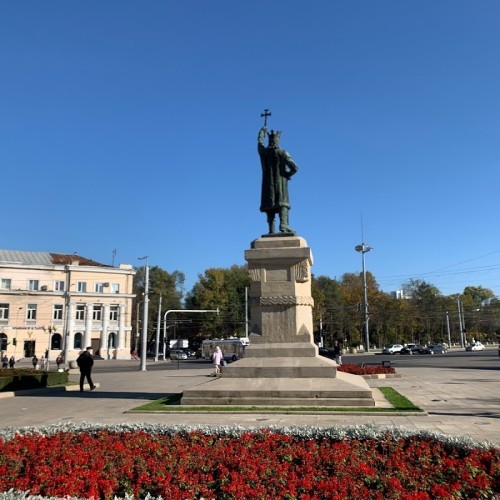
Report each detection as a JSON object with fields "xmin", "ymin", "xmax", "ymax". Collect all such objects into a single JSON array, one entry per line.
[
  {"xmin": 32, "ymin": 355, "xmax": 38, "ymax": 369},
  {"xmin": 212, "ymin": 346, "xmax": 224, "ymax": 376},
  {"xmin": 8, "ymin": 356, "xmax": 15, "ymax": 369},
  {"xmin": 333, "ymin": 340, "xmax": 342, "ymax": 366},
  {"xmin": 77, "ymin": 346, "xmax": 96, "ymax": 392}
]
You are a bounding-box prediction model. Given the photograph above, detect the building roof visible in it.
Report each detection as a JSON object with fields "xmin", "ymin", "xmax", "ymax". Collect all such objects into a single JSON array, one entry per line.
[{"xmin": 0, "ymin": 250, "xmax": 110, "ymax": 268}]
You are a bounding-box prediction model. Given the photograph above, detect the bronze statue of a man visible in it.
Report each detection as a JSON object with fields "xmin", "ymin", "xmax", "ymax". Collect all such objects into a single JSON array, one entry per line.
[{"xmin": 258, "ymin": 126, "xmax": 299, "ymax": 234}]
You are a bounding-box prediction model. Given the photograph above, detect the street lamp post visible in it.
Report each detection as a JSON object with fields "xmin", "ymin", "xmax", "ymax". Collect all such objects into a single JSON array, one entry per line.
[
  {"xmin": 355, "ymin": 243, "xmax": 372, "ymax": 352},
  {"xmin": 138, "ymin": 256, "xmax": 149, "ymax": 372},
  {"xmin": 42, "ymin": 324, "xmax": 57, "ymax": 371}
]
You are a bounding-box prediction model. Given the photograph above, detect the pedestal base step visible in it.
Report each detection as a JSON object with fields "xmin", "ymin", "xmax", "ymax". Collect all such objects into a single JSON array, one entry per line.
[
  {"xmin": 182, "ymin": 373, "xmax": 375, "ymax": 407},
  {"xmin": 181, "ymin": 396, "xmax": 375, "ymax": 407}
]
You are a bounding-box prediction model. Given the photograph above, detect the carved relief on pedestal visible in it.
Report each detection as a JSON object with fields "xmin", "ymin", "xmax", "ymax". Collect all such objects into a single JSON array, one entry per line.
[
  {"xmin": 248, "ymin": 267, "xmax": 261, "ymax": 282},
  {"xmin": 250, "ymin": 296, "xmax": 314, "ymax": 307},
  {"xmin": 293, "ymin": 260, "xmax": 310, "ymax": 283}
]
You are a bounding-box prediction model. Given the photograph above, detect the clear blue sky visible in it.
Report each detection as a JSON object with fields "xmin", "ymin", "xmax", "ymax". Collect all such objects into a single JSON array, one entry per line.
[{"xmin": 2, "ymin": 1, "xmax": 499, "ymax": 297}]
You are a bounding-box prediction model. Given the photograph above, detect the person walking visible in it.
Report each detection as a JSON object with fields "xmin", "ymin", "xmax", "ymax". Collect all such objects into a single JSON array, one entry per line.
[
  {"xmin": 333, "ymin": 340, "xmax": 342, "ymax": 366},
  {"xmin": 77, "ymin": 346, "xmax": 96, "ymax": 392},
  {"xmin": 8, "ymin": 356, "xmax": 15, "ymax": 369},
  {"xmin": 212, "ymin": 346, "xmax": 224, "ymax": 376},
  {"xmin": 32, "ymin": 355, "xmax": 38, "ymax": 369},
  {"xmin": 1, "ymin": 355, "xmax": 8, "ymax": 368}
]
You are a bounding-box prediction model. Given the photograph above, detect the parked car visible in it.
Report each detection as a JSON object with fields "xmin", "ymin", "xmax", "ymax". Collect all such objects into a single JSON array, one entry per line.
[
  {"xmin": 428, "ymin": 343, "xmax": 448, "ymax": 354},
  {"xmin": 400, "ymin": 344, "xmax": 423, "ymax": 355},
  {"xmin": 183, "ymin": 349, "xmax": 197, "ymax": 357},
  {"xmin": 170, "ymin": 350, "xmax": 188, "ymax": 360},
  {"xmin": 465, "ymin": 341, "xmax": 485, "ymax": 351},
  {"xmin": 382, "ymin": 344, "xmax": 403, "ymax": 354}
]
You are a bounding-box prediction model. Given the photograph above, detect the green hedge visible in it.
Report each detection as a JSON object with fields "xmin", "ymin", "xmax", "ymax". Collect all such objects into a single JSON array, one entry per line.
[{"xmin": 0, "ymin": 369, "xmax": 69, "ymax": 392}]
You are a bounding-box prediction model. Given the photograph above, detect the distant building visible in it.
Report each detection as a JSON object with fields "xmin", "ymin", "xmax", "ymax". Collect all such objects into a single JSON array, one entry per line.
[
  {"xmin": 0, "ymin": 250, "xmax": 136, "ymax": 362},
  {"xmin": 391, "ymin": 290, "xmax": 410, "ymax": 300}
]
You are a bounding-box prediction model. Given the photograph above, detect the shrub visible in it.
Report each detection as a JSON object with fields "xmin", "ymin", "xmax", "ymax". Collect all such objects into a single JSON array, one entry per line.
[
  {"xmin": 0, "ymin": 369, "xmax": 68, "ymax": 392},
  {"xmin": 338, "ymin": 363, "xmax": 395, "ymax": 375}
]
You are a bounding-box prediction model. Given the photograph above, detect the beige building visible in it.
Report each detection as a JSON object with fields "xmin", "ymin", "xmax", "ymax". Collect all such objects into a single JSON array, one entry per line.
[{"xmin": 0, "ymin": 250, "xmax": 136, "ymax": 362}]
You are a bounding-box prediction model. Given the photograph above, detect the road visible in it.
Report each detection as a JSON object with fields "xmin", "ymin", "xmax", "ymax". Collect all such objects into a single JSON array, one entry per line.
[{"xmin": 93, "ymin": 347, "xmax": 499, "ymax": 374}]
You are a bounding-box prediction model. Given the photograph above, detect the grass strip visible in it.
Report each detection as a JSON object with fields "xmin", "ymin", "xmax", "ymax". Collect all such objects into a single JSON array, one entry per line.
[
  {"xmin": 129, "ymin": 388, "xmax": 423, "ymax": 413},
  {"xmin": 378, "ymin": 386, "xmax": 422, "ymax": 411}
]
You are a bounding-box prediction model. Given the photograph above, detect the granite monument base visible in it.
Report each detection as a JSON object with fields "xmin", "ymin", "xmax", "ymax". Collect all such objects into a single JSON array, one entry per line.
[{"xmin": 182, "ymin": 236, "xmax": 374, "ymax": 407}]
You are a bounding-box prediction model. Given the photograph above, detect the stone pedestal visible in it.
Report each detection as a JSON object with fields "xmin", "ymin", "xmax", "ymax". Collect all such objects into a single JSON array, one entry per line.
[{"xmin": 182, "ymin": 236, "xmax": 374, "ymax": 407}]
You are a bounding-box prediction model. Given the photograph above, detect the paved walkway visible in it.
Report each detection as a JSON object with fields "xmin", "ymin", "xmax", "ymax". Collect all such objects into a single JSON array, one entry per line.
[{"xmin": 1, "ymin": 358, "xmax": 499, "ymax": 446}]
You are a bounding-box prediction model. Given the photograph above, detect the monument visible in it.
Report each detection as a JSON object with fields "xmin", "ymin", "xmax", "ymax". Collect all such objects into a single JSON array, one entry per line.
[{"xmin": 181, "ymin": 112, "xmax": 374, "ymax": 406}]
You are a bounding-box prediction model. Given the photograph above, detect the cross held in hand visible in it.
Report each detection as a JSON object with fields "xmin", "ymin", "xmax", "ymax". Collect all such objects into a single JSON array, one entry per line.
[{"xmin": 261, "ymin": 109, "xmax": 271, "ymax": 127}]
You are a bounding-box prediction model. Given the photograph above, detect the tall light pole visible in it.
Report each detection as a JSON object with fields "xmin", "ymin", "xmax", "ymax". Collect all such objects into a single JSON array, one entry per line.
[
  {"xmin": 154, "ymin": 294, "xmax": 162, "ymax": 362},
  {"xmin": 138, "ymin": 256, "xmax": 149, "ymax": 371},
  {"xmin": 42, "ymin": 324, "xmax": 57, "ymax": 370},
  {"xmin": 355, "ymin": 243, "xmax": 372, "ymax": 352}
]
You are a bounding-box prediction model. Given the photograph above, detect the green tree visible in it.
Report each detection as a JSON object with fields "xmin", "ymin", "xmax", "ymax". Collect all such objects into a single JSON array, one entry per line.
[
  {"xmin": 463, "ymin": 286, "xmax": 494, "ymax": 307},
  {"xmin": 312, "ymin": 276, "xmax": 344, "ymax": 346},
  {"xmin": 132, "ymin": 266, "xmax": 185, "ymax": 348},
  {"xmin": 185, "ymin": 265, "xmax": 249, "ymax": 339},
  {"xmin": 402, "ymin": 279, "xmax": 444, "ymax": 344}
]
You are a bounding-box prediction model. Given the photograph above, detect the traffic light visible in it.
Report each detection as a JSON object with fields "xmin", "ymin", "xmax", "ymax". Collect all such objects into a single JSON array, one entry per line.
[{"xmin": 12, "ymin": 338, "xmax": 17, "ymax": 346}]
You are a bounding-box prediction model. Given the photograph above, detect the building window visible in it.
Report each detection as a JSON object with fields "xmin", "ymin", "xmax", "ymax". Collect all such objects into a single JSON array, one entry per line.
[
  {"xmin": 111, "ymin": 283, "xmax": 120, "ymax": 294},
  {"xmin": 51, "ymin": 333, "xmax": 62, "ymax": 350},
  {"xmin": 108, "ymin": 332, "xmax": 116, "ymax": 348},
  {"xmin": 93, "ymin": 305, "xmax": 102, "ymax": 321},
  {"xmin": 75, "ymin": 304, "xmax": 85, "ymax": 321},
  {"xmin": 95, "ymin": 283, "xmax": 104, "ymax": 293},
  {"xmin": 53, "ymin": 304, "xmax": 63, "ymax": 321},
  {"xmin": 0, "ymin": 279, "xmax": 11, "ymax": 290},
  {"xmin": 77, "ymin": 281, "xmax": 87, "ymax": 293},
  {"xmin": 0, "ymin": 333, "xmax": 7, "ymax": 351},
  {"xmin": 29, "ymin": 280, "xmax": 39, "ymax": 291},
  {"xmin": 74, "ymin": 332, "xmax": 82, "ymax": 349},
  {"xmin": 109, "ymin": 305, "xmax": 119, "ymax": 321},
  {"xmin": 27, "ymin": 304, "xmax": 37, "ymax": 321},
  {"xmin": 0, "ymin": 303, "xmax": 9, "ymax": 320},
  {"xmin": 54, "ymin": 280, "xmax": 65, "ymax": 292}
]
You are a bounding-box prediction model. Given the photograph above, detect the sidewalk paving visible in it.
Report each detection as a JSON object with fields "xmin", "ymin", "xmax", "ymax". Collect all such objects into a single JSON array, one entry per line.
[{"xmin": 1, "ymin": 359, "xmax": 499, "ymax": 446}]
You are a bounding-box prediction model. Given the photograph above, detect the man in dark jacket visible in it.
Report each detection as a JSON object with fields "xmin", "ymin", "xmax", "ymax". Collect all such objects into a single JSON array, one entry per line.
[{"xmin": 77, "ymin": 346, "xmax": 96, "ymax": 392}]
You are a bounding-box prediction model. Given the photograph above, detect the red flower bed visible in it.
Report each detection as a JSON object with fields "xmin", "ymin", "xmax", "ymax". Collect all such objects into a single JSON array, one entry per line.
[
  {"xmin": 0, "ymin": 429, "xmax": 498, "ymax": 498},
  {"xmin": 338, "ymin": 363, "xmax": 395, "ymax": 375}
]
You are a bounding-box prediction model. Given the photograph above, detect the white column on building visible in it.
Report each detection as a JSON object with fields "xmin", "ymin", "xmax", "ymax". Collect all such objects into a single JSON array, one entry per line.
[
  {"xmin": 101, "ymin": 303, "xmax": 109, "ymax": 357},
  {"xmin": 66, "ymin": 302, "xmax": 75, "ymax": 355},
  {"xmin": 84, "ymin": 303, "xmax": 93, "ymax": 348},
  {"xmin": 118, "ymin": 303, "xmax": 126, "ymax": 350}
]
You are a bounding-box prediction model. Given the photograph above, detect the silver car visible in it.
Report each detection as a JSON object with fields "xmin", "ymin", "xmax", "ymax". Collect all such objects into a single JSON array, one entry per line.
[
  {"xmin": 170, "ymin": 350, "xmax": 188, "ymax": 360},
  {"xmin": 382, "ymin": 344, "xmax": 403, "ymax": 354}
]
